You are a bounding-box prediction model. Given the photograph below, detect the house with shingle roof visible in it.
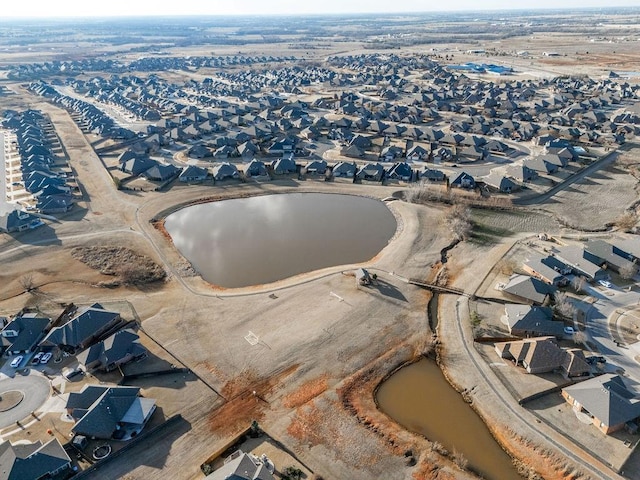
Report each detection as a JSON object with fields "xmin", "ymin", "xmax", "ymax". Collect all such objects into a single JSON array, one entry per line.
[
  {"xmin": 495, "ymin": 336, "xmax": 589, "ymax": 376},
  {"xmin": 205, "ymin": 450, "xmax": 275, "ymax": 480},
  {"xmin": 503, "ymin": 304, "xmax": 565, "ymax": 338},
  {"xmin": 0, "ymin": 313, "xmax": 50, "ymax": 357},
  {"xmin": 585, "ymin": 239, "xmax": 638, "ymax": 275},
  {"xmin": 40, "ymin": 303, "xmax": 123, "ymax": 354},
  {"xmin": 66, "ymin": 385, "xmax": 156, "ymax": 440},
  {"xmin": 77, "ymin": 328, "xmax": 147, "ymax": 372},
  {"xmin": 179, "ymin": 165, "xmax": 208, "ymax": 183},
  {"xmin": 562, "ymin": 374, "xmax": 640, "ymax": 434},
  {"xmin": 212, "ymin": 162, "xmax": 240, "ymax": 182},
  {"xmin": 0, "ymin": 438, "xmax": 71, "ymax": 480},
  {"xmin": 522, "ymin": 254, "xmax": 570, "ymax": 286},
  {"xmin": 552, "ymin": 245, "xmax": 608, "ymax": 281},
  {"xmin": 501, "ymin": 274, "xmax": 556, "ymax": 305}
]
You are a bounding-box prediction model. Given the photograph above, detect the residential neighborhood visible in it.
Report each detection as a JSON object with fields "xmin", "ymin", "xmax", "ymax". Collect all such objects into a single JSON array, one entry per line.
[{"xmin": 0, "ymin": 8, "xmax": 639, "ymax": 480}]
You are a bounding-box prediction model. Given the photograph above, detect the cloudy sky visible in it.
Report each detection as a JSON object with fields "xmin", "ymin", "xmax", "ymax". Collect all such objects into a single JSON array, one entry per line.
[{"xmin": 1, "ymin": 0, "xmax": 637, "ymax": 17}]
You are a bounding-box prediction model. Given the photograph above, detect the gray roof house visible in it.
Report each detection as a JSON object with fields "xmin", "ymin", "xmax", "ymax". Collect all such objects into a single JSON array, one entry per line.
[
  {"xmin": 356, "ymin": 163, "xmax": 385, "ymax": 182},
  {"xmin": 244, "ymin": 159, "xmax": 268, "ymax": 178},
  {"xmin": 552, "ymin": 245, "xmax": 608, "ymax": 281},
  {"xmin": 77, "ymin": 328, "xmax": 147, "ymax": 372},
  {"xmin": 141, "ymin": 163, "xmax": 180, "ymax": 182},
  {"xmin": 212, "ymin": 162, "xmax": 240, "ymax": 182},
  {"xmin": 40, "ymin": 303, "xmax": 122, "ymax": 353},
  {"xmin": 0, "ymin": 210, "xmax": 43, "ymax": 234},
  {"xmin": 67, "ymin": 385, "xmax": 156, "ymax": 440},
  {"xmin": 522, "ymin": 254, "xmax": 570, "ymax": 286},
  {"xmin": 271, "ymin": 154, "xmax": 297, "ymax": 175},
  {"xmin": 502, "ymin": 274, "xmax": 556, "ymax": 305},
  {"xmin": 205, "ymin": 450, "xmax": 275, "ymax": 480},
  {"xmin": 483, "ymin": 172, "xmax": 519, "ymax": 193},
  {"xmin": 420, "ymin": 168, "xmax": 446, "ymax": 182},
  {"xmin": 332, "ymin": 161, "xmax": 356, "ymax": 178},
  {"xmin": 450, "ymin": 171, "xmax": 476, "ymax": 189},
  {"xmin": 562, "ymin": 374, "xmax": 640, "ymax": 434},
  {"xmin": 503, "ymin": 304, "xmax": 565, "ymax": 338},
  {"xmin": 179, "ymin": 165, "xmax": 208, "ymax": 183},
  {"xmin": 303, "ymin": 159, "xmax": 327, "ymax": 176},
  {"xmin": 0, "ymin": 313, "xmax": 50, "ymax": 357},
  {"xmin": 585, "ymin": 239, "xmax": 638, "ymax": 275},
  {"xmin": 0, "ymin": 438, "xmax": 71, "ymax": 480}
]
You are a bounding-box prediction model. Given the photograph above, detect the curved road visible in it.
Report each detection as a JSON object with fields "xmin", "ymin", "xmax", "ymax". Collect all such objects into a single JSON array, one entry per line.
[{"xmin": 0, "ymin": 373, "xmax": 50, "ymax": 429}]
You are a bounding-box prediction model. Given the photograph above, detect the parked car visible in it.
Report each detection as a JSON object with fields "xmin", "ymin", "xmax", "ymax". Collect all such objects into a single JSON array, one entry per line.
[
  {"xmin": 40, "ymin": 352, "xmax": 52, "ymax": 364},
  {"xmin": 563, "ymin": 326, "xmax": 576, "ymax": 335},
  {"xmin": 31, "ymin": 352, "xmax": 44, "ymax": 364},
  {"xmin": 586, "ymin": 356, "xmax": 606, "ymax": 364},
  {"xmin": 10, "ymin": 356, "xmax": 23, "ymax": 368},
  {"xmin": 598, "ymin": 280, "xmax": 612, "ymax": 288}
]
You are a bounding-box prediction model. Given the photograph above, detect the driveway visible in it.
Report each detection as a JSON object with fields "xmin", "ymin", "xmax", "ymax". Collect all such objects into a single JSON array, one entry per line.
[{"xmin": 0, "ymin": 372, "xmax": 51, "ymax": 428}]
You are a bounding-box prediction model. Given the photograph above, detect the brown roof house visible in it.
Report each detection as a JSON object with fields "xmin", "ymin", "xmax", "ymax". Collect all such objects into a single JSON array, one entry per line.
[
  {"xmin": 495, "ymin": 336, "xmax": 590, "ymax": 376},
  {"xmin": 562, "ymin": 374, "xmax": 640, "ymax": 434}
]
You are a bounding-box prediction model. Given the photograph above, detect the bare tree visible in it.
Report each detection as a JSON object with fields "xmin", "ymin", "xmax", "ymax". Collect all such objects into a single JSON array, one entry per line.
[
  {"xmin": 571, "ymin": 276, "xmax": 586, "ymax": 293},
  {"xmin": 19, "ymin": 273, "xmax": 35, "ymax": 293},
  {"xmin": 553, "ymin": 291, "xmax": 575, "ymax": 319},
  {"xmin": 615, "ymin": 212, "xmax": 639, "ymax": 232},
  {"xmin": 619, "ymin": 262, "xmax": 638, "ymax": 280},
  {"xmin": 444, "ymin": 203, "xmax": 472, "ymax": 241}
]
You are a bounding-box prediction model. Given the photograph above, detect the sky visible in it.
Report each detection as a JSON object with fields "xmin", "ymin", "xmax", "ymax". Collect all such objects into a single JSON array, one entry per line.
[{"xmin": 1, "ymin": 0, "xmax": 639, "ymax": 17}]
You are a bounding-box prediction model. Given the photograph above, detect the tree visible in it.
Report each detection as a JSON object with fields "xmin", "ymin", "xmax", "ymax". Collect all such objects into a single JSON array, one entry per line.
[
  {"xmin": 619, "ymin": 262, "xmax": 638, "ymax": 280},
  {"xmin": 444, "ymin": 203, "xmax": 472, "ymax": 241},
  {"xmin": 571, "ymin": 276, "xmax": 586, "ymax": 293},
  {"xmin": 553, "ymin": 291, "xmax": 575, "ymax": 319}
]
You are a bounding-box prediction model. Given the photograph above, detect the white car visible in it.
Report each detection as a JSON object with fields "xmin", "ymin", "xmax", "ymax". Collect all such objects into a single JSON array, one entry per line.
[
  {"xmin": 563, "ymin": 326, "xmax": 576, "ymax": 335},
  {"xmin": 10, "ymin": 356, "xmax": 23, "ymax": 368},
  {"xmin": 40, "ymin": 352, "xmax": 52, "ymax": 364},
  {"xmin": 31, "ymin": 352, "xmax": 44, "ymax": 364},
  {"xmin": 598, "ymin": 280, "xmax": 612, "ymax": 288}
]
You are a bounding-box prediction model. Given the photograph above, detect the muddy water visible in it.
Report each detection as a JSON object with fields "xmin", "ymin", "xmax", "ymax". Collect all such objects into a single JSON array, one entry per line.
[
  {"xmin": 377, "ymin": 358, "xmax": 522, "ymax": 480},
  {"xmin": 164, "ymin": 193, "xmax": 397, "ymax": 288}
]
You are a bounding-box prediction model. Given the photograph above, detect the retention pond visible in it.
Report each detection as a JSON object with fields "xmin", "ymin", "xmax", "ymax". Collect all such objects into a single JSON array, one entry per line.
[
  {"xmin": 164, "ymin": 193, "xmax": 397, "ymax": 288},
  {"xmin": 377, "ymin": 358, "xmax": 522, "ymax": 480}
]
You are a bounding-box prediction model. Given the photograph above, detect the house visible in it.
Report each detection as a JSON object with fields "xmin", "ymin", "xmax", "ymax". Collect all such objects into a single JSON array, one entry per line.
[
  {"xmin": 205, "ymin": 450, "xmax": 275, "ymax": 480},
  {"xmin": 0, "ymin": 210, "xmax": 43, "ymax": 234},
  {"xmin": 271, "ymin": 154, "xmax": 297, "ymax": 175},
  {"xmin": 179, "ymin": 165, "xmax": 208, "ymax": 183},
  {"xmin": 584, "ymin": 239, "xmax": 638, "ymax": 275},
  {"xmin": 356, "ymin": 163, "xmax": 385, "ymax": 182},
  {"xmin": 40, "ymin": 303, "xmax": 123, "ymax": 354},
  {"xmin": 482, "ymin": 172, "xmax": 519, "ymax": 193},
  {"xmin": 142, "ymin": 164, "xmax": 180, "ymax": 182},
  {"xmin": 420, "ymin": 168, "xmax": 445, "ymax": 182},
  {"xmin": 332, "ymin": 162, "xmax": 356, "ymax": 178},
  {"xmin": 501, "ymin": 274, "xmax": 556, "ymax": 305},
  {"xmin": 406, "ymin": 144, "xmax": 429, "ymax": 161},
  {"xmin": 450, "ymin": 171, "xmax": 476, "ymax": 189},
  {"xmin": 303, "ymin": 159, "xmax": 327, "ymax": 176},
  {"xmin": 503, "ymin": 304, "xmax": 565, "ymax": 338},
  {"xmin": 244, "ymin": 159, "xmax": 268, "ymax": 178},
  {"xmin": 0, "ymin": 438, "xmax": 71, "ymax": 480},
  {"xmin": 77, "ymin": 328, "xmax": 147, "ymax": 372},
  {"xmin": 505, "ymin": 164, "xmax": 537, "ymax": 183},
  {"xmin": 523, "ymin": 254, "xmax": 570, "ymax": 286},
  {"xmin": 523, "ymin": 157, "xmax": 559, "ymax": 174},
  {"xmin": 495, "ymin": 336, "xmax": 590, "ymax": 376},
  {"xmin": 66, "ymin": 385, "xmax": 156, "ymax": 440},
  {"xmin": 552, "ymin": 245, "xmax": 608, "ymax": 281},
  {"xmin": 0, "ymin": 313, "xmax": 50, "ymax": 356},
  {"xmin": 187, "ymin": 144, "xmax": 212, "ymax": 159},
  {"xmin": 562, "ymin": 374, "xmax": 640, "ymax": 434},
  {"xmin": 121, "ymin": 157, "xmax": 158, "ymax": 176},
  {"xmin": 212, "ymin": 162, "xmax": 240, "ymax": 182},
  {"xmin": 386, "ymin": 162, "xmax": 413, "ymax": 182}
]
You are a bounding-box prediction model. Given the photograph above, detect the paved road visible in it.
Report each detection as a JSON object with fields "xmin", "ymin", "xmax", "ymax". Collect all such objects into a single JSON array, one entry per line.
[
  {"xmin": 583, "ymin": 283, "xmax": 640, "ymax": 382},
  {"xmin": 0, "ymin": 373, "xmax": 50, "ymax": 429},
  {"xmin": 513, "ymin": 149, "xmax": 620, "ymax": 205}
]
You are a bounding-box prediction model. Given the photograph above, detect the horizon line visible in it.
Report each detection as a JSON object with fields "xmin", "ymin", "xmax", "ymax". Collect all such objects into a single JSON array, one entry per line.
[{"xmin": 0, "ymin": 5, "xmax": 639, "ymax": 21}]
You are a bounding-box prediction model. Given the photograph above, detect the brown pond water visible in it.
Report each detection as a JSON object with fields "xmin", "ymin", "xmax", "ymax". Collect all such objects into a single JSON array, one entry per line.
[
  {"xmin": 164, "ymin": 193, "xmax": 397, "ymax": 288},
  {"xmin": 377, "ymin": 358, "xmax": 522, "ymax": 480}
]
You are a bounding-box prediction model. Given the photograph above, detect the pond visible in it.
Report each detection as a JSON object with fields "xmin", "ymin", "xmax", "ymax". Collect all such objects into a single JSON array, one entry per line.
[
  {"xmin": 377, "ymin": 358, "xmax": 522, "ymax": 480},
  {"xmin": 164, "ymin": 193, "xmax": 397, "ymax": 288}
]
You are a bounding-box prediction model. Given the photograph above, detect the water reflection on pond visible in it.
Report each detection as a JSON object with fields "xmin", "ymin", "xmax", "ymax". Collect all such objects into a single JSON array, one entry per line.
[
  {"xmin": 164, "ymin": 193, "xmax": 397, "ymax": 288},
  {"xmin": 377, "ymin": 358, "xmax": 522, "ymax": 480}
]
